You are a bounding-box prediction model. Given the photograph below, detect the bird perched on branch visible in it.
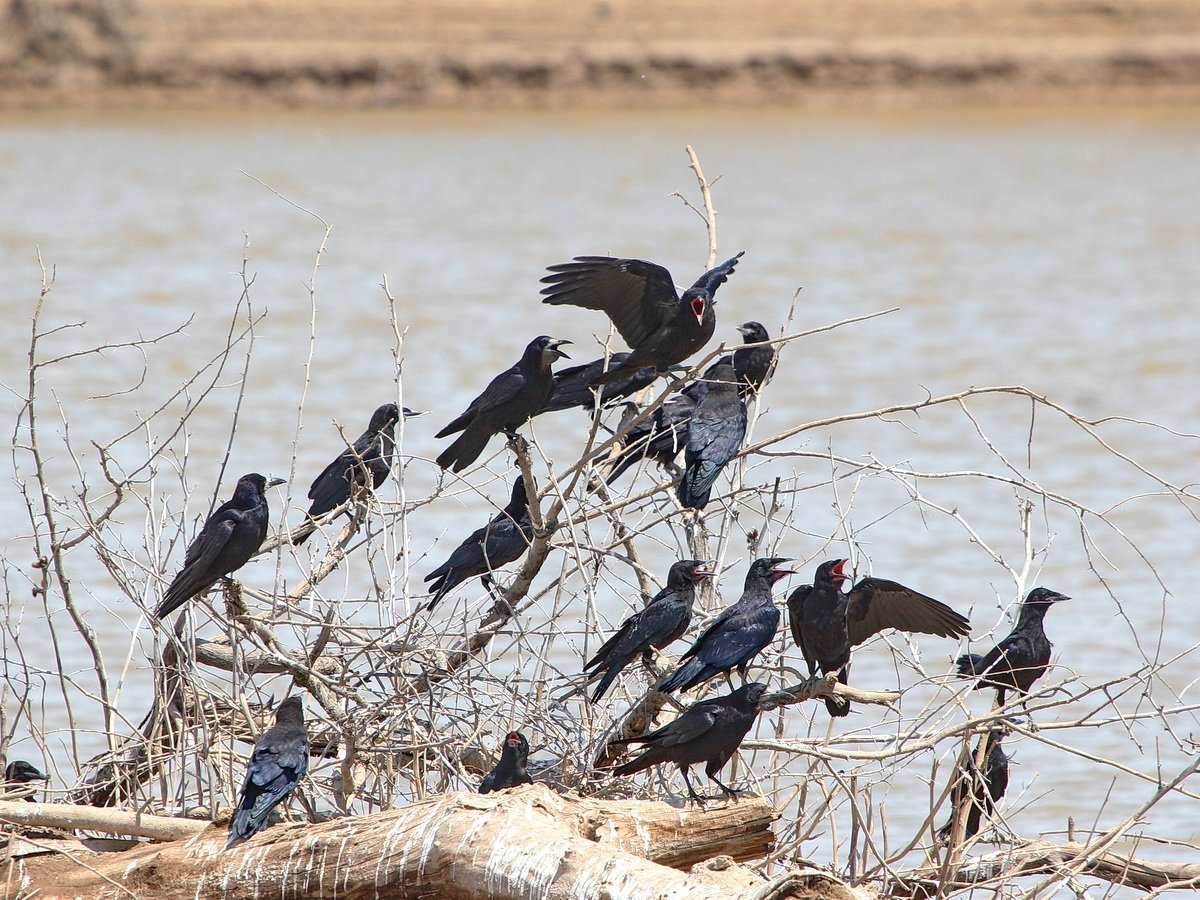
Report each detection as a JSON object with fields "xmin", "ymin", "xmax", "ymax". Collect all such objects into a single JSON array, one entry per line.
[
  {"xmin": 3, "ymin": 760, "xmax": 48, "ymax": 802},
  {"xmin": 436, "ymin": 335, "xmax": 571, "ymax": 472},
  {"xmin": 658, "ymin": 558, "xmax": 794, "ymax": 694},
  {"xmin": 787, "ymin": 558, "xmax": 971, "ymax": 717},
  {"xmin": 600, "ymin": 380, "xmax": 708, "ymax": 487},
  {"xmin": 938, "ymin": 731, "xmax": 1009, "ymax": 841},
  {"xmin": 611, "ymin": 682, "xmax": 767, "ymax": 804},
  {"xmin": 956, "ymin": 587, "xmax": 1070, "ymax": 706},
  {"xmin": 296, "ymin": 403, "xmax": 419, "ymax": 545},
  {"xmin": 677, "ymin": 362, "xmax": 747, "ymax": 511},
  {"xmin": 155, "ymin": 472, "xmax": 285, "ymax": 619},
  {"xmin": 585, "ymin": 559, "xmax": 714, "ymax": 703},
  {"xmin": 424, "ymin": 476, "xmax": 534, "ymax": 610},
  {"xmin": 226, "ymin": 695, "xmax": 309, "ymax": 850},
  {"xmin": 731, "ymin": 321, "xmax": 776, "ymax": 396},
  {"xmin": 540, "ymin": 252, "xmax": 744, "ymax": 385},
  {"xmin": 542, "ymin": 353, "xmax": 660, "ymax": 415},
  {"xmin": 479, "ymin": 731, "xmax": 533, "ymax": 793}
]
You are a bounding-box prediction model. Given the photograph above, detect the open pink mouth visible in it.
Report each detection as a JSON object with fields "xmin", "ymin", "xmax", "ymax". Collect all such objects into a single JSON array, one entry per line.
[{"xmin": 691, "ymin": 297, "xmax": 706, "ymax": 323}]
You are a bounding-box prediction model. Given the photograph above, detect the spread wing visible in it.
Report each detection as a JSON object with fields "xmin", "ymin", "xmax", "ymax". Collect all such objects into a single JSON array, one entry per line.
[
  {"xmin": 540, "ymin": 257, "xmax": 679, "ymax": 349},
  {"xmin": 845, "ymin": 577, "xmax": 971, "ymax": 647},
  {"xmin": 688, "ymin": 252, "xmax": 744, "ymax": 294}
]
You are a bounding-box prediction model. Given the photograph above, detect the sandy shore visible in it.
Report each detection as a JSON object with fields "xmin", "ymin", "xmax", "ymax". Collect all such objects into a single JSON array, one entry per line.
[{"xmin": 2, "ymin": 0, "xmax": 1199, "ymax": 109}]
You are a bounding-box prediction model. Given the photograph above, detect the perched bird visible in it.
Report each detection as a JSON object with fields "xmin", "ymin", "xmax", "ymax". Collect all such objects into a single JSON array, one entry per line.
[
  {"xmin": 677, "ymin": 362, "xmax": 747, "ymax": 510},
  {"xmin": 478, "ymin": 731, "xmax": 533, "ymax": 794},
  {"xmin": 155, "ymin": 473, "xmax": 285, "ymax": 619},
  {"xmin": 600, "ymin": 380, "xmax": 707, "ymax": 486},
  {"xmin": 585, "ymin": 559, "xmax": 714, "ymax": 703},
  {"xmin": 424, "ymin": 476, "xmax": 534, "ymax": 610},
  {"xmin": 3, "ymin": 760, "xmax": 48, "ymax": 801},
  {"xmin": 731, "ymin": 321, "xmax": 775, "ymax": 396},
  {"xmin": 658, "ymin": 558, "xmax": 794, "ymax": 694},
  {"xmin": 543, "ymin": 353, "xmax": 660, "ymax": 414},
  {"xmin": 956, "ymin": 587, "xmax": 1070, "ymax": 706},
  {"xmin": 787, "ymin": 559, "xmax": 971, "ymax": 717},
  {"xmin": 938, "ymin": 731, "xmax": 1010, "ymax": 841},
  {"xmin": 436, "ymin": 336, "xmax": 571, "ymax": 472},
  {"xmin": 611, "ymin": 682, "xmax": 767, "ymax": 804},
  {"xmin": 226, "ymin": 696, "xmax": 309, "ymax": 850},
  {"xmin": 296, "ymin": 403, "xmax": 418, "ymax": 545},
  {"xmin": 540, "ymin": 252, "xmax": 744, "ymax": 385}
]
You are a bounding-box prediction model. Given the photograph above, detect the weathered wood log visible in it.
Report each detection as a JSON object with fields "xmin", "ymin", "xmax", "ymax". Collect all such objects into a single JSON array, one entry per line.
[
  {"xmin": 0, "ymin": 799, "xmax": 206, "ymax": 842},
  {"xmin": 5, "ymin": 786, "xmax": 813, "ymax": 899}
]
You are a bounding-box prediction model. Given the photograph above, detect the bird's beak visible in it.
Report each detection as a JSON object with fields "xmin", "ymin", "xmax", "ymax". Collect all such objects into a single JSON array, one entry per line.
[
  {"xmin": 267, "ymin": 476, "xmax": 287, "ymax": 488},
  {"xmin": 831, "ymin": 559, "xmax": 849, "ymax": 583},
  {"xmin": 693, "ymin": 561, "xmax": 716, "ymax": 578},
  {"xmin": 690, "ymin": 295, "xmax": 706, "ymax": 324},
  {"xmin": 1056, "ymin": 594, "xmax": 1072, "ymax": 602},
  {"xmin": 770, "ymin": 559, "xmax": 797, "ymax": 578},
  {"xmin": 550, "ymin": 339, "xmax": 572, "ymax": 360},
  {"xmin": 402, "ymin": 408, "xmax": 425, "ymax": 418},
  {"xmin": 736, "ymin": 324, "xmax": 752, "ymax": 338}
]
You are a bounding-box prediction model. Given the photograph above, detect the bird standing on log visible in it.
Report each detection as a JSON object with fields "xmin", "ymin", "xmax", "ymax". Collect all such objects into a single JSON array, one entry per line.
[
  {"xmin": 478, "ymin": 732, "xmax": 534, "ymax": 793},
  {"xmin": 226, "ymin": 696, "xmax": 309, "ymax": 850},
  {"xmin": 956, "ymin": 587, "xmax": 1070, "ymax": 706},
  {"xmin": 658, "ymin": 558, "xmax": 794, "ymax": 694},
  {"xmin": 296, "ymin": 403, "xmax": 418, "ymax": 545},
  {"xmin": 540, "ymin": 252, "xmax": 744, "ymax": 384},
  {"xmin": 787, "ymin": 558, "xmax": 971, "ymax": 717},
  {"xmin": 677, "ymin": 362, "xmax": 747, "ymax": 511},
  {"xmin": 155, "ymin": 473, "xmax": 285, "ymax": 619},
  {"xmin": 585, "ymin": 559, "xmax": 714, "ymax": 703},
  {"xmin": 436, "ymin": 335, "xmax": 571, "ymax": 472}
]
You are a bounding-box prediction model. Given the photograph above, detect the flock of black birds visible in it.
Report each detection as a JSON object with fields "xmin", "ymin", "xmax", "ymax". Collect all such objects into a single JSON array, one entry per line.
[{"xmin": 4, "ymin": 251, "xmax": 1072, "ymax": 847}]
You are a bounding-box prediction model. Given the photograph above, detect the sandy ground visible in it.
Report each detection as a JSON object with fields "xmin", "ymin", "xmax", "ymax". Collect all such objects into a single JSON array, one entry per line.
[{"xmin": 2, "ymin": 0, "xmax": 1200, "ymax": 109}]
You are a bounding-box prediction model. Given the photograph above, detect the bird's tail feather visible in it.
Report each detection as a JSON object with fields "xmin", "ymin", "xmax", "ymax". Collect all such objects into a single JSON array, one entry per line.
[
  {"xmin": 657, "ymin": 658, "xmax": 707, "ymax": 693},
  {"xmin": 436, "ymin": 429, "xmax": 490, "ymax": 472},
  {"xmin": 956, "ymin": 653, "xmax": 985, "ymax": 678}
]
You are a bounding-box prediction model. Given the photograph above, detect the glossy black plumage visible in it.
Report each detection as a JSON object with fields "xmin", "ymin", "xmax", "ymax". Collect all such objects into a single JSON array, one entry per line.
[
  {"xmin": 788, "ymin": 559, "xmax": 972, "ymax": 717},
  {"xmin": 540, "ymin": 252, "xmax": 743, "ymax": 384},
  {"xmin": 155, "ymin": 473, "xmax": 284, "ymax": 619},
  {"xmin": 543, "ymin": 353, "xmax": 659, "ymax": 414},
  {"xmin": 956, "ymin": 587, "xmax": 1070, "ymax": 706},
  {"xmin": 4, "ymin": 760, "xmax": 47, "ymax": 801},
  {"xmin": 677, "ymin": 362, "xmax": 747, "ymax": 510},
  {"xmin": 601, "ymin": 380, "xmax": 708, "ymax": 486},
  {"xmin": 732, "ymin": 321, "xmax": 775, "ymax": 396},
  {"xmin": 658, "ymin": 558, "xmax": 794, "ymax": 694},
  {"xmin": 436, "ymin": 336, "xmax": 571, "ymax": 472},
  {"xmin": 478, "ymin": 731, "xmax": 533, "ymax": 793},
  {"xmin": 226, "ymin": 696, "xmax": 309, "ymax": 850},
  {"xmin": 612, "ymin": 682, "xmax": 766, "ymax": 803},
  {"xmin": 424, "ymin": 476, "xmax": 534, "ymax": 610},
  {"xmin": 938, "ymin": 731, "xmax": 1009, "ymax": 841},
  {"xmin": 585, "ymin": 560, "xmax": 714, "ymax": 703},
  {"xmin": 296, "ymin": 403, "xmax": 417, "ymax": 545}
]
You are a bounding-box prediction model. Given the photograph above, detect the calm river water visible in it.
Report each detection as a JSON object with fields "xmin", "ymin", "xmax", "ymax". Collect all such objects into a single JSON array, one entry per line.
[{"xmin": 1, "ymin": 107, "xmax": 1197, "ymax": 879}]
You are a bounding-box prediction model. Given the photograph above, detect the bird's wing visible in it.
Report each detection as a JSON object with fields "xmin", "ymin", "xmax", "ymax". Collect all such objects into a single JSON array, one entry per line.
[
  {"xmin": 540, "ymin": 257, "xmax": 679, "ymax": 349},
  {"xmin": 643, "ymin": 703, "xmax": 721, "ymax": 748},
  {"xmin": 180, "ymin": 512, "xmax": 242, "ymax": 573},
  {"xmin": 845, "ymin": 577, "xmax": 971, "ymax": 647},
  {"xmin": 692, "ymin": 605, "xmax": 779, "ymax": 669},
  {"xmin": 306, "ymin": 449, "xmax": 353, "ymax": 505},
  {"xmin": 981, "ymin": 632, "xmax": 1035, "ymax": 675},
  {"xmin": 436, "ymin": 366, "xmax": 527, "ymax": 437},
  {"xmin": 786, "ymin": 586, "xmax": 818, "ymax": 673},
  {"xmin": 683, "ymin": 402, "xmax": 747, "ymax": 487},
  {"xmin": 584, "ymin": 614, "xmax": 636, "ymax": 671},
  {"xmin": 687, "ymin": 252, "xmax": 744, "ymax": 295}
]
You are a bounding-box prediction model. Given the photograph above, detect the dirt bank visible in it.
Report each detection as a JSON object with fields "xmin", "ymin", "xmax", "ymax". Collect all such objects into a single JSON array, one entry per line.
[{"xmin": 2, "ymin": 0, "xmax": 1200, "ymax": 109}]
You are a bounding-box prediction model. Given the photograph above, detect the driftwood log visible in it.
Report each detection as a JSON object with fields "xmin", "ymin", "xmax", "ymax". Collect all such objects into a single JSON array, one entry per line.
[{"xmin": 4, "ymin": 785, "xmax": 857, "ymax": 899}]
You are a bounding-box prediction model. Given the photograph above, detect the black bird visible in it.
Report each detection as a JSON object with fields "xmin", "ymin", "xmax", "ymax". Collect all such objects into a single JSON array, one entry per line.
[
  {"xmin": 478, "ymin": 731, "xmax": 533, "ymax": 793},
  {"xmin": 585, "ymin": 559, "xmax": 714, "ymax": 703},
  {"xmin": 424, "ymin": 476, "xmax": 534, "ymax": 610},
  {"xmin": 600, "ymin": 380, "xmax": 708, "ymax": 487},
  {"xmin": 543, "ymin": 353, "xmax": 660, "ymax": 414},
  {"xmin": 732, "ymin": 321, "xmax": 775, "ymax": 396},
  {"xmin": 938, "ymin": 731, "xmax": 1009, "ymax": 841},
  {"xmin": 436, "ymin": 336, "xmax": 571, "ymax": 472},
  {"xmin": 296, "ymin": 403, "xmax": 418, "ymax": 545},
  {"xmin": 540, "ymin": 252, "xmax": 744, "ymax": 385},
  {"xmin": 788, "ymin": 559, "xmax": 972, "ymax": 717},
  {"xmin": 956, "ymin": 587, "xmax": 1070, "ymax": 706},
  {"xmin": 155, "ymin": 473, "xmax": 285, "ymax": 619},
  {"xmin": 658, "ymin": 558, "xmax": 794, "ymax": 694},
  {"xmin": 3, "ymin": 760, "xmax": 48, "ymax": 801},
  {"xmin": 677, "ymin": 362, "xmax": 747, "ymax": 510},
  {"xmin": 226, "ymin": 696, "xmax": 309, "ymax": 850},
  {"xmin": 611, "ymin": 682, "xmax": 767, "ymax": 803}
]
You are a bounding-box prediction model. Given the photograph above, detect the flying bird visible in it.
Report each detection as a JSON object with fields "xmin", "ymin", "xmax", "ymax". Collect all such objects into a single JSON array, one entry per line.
[
  {"xmin": 424, "ymin": 476, "xmax": 534, "ymax": 610},
  {"xmin": 611, "ymin": 682, "xmax": 767, "ymax": 804},
  {"xmin": 956, "ymin": 587, "xmax": 1070, "ymax": 707},
  {"xmin": 155, "ymin": 473, "xmax": 285, "ymax": 619},
  {"xmin": 540, "ymin": 252, "xmax": 744, "ymax": 384},
  {"xmin": 787, "ymin": 558, "xmax": 971, "ymax": 717},
  {"xmin": 677, "ymin": 362, "xmax": 747, "ymax": 510},
  {"xmin": 436, "ymin": 336, "xmax": 571, "ymax": 472},
  {"xmin": 585, "ymin": 559, "xmax": 714, "ymax": 703},
  {"xmin": 225, "ymin": 695, "xmax": 309, "ymax": 850},
  {"xmin": 3, "ymin": 760, "xmax": 48, "ymax": 802},
  {"xmin": 938, "ymin": 731, "xmax": 1009, "ymax": 841},
  {"xmin": 478, "ymin": 731, "xmax": 534, "ymax": 793},
  {"xmin": 296, "ymin": 403, "xmax": 419, "ymax": 545},
  {"xmin": 658, "ymin": 558, "xmax": 794, "ymax": 694}
]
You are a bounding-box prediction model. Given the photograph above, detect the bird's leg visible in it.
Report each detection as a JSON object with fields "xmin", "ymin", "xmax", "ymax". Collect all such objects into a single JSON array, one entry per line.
[
  {"xmin": 483, "ymin": 575, "xmax": 514, "ymax": 619},
  {"xmin": 723, "ymin": 671, "xmax": 736, "ymax": 693},
  {"xmin": 707, "ymin": 772, "xmax": 745, "ymax": 802},
  {"xmin": 737, "ymin": 662, "xmax": 749, "ymax": 687},
  {"xmin": 680, "ymin": 767, "xmax": 707, "ymax": 806}
]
